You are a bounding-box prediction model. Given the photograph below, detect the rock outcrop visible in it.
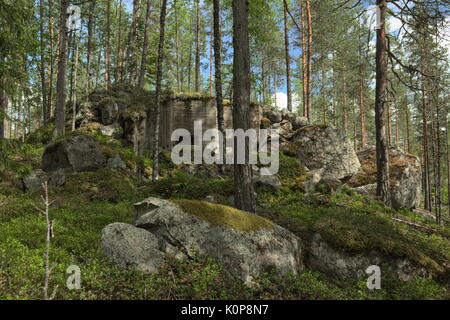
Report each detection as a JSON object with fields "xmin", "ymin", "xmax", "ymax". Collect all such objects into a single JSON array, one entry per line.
[
  {"xmin": 307, "ymin": 234, "xmax": 432, "ymax": 281},
  {"xmin": 285, "ymin": 125, "xmax": 361, "ymax": 181},
  {"xmin": 102, "ymin": 197, "xmax": 304, "ymax": 285},
  {"xmin": 349, "ymin": 148, "xmax": 422, "ymax": 210},
  {"xmin": 42, "ymin": 134, "xmax": 126, "ymax": 173}
]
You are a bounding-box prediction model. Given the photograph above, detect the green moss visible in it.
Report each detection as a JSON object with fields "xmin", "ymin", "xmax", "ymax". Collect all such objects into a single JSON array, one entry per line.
[
  {"xmin": 260, "ymin": 117, "xmax": 271, "ymax": 129},
  {"xmin": 276, "ymin": 153, "xmax": 307, "ymax": 191},
  {"xmin": 173, "ymin": 199, "xmax": 273, "ymax": 232},
  {"xmin": 60, "ymin": 168, "xmax": 137, "ymax": 202},
  {"xmin": 146, "ymin": 171, "xmax": 233, "ymax": 200}
]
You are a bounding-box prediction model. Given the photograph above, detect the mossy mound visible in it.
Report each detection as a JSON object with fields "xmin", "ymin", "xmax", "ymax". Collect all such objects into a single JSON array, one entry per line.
[
  {"xmin": 258, "ymin": 189, "xmax": 449, "ymax": 279},
  {"xmin": 276, "ymin": 153, "xmax": 308, "ymax": 191},
  {"xmin": 173, "ymin": 199, "xmax": 273, "ymax": 232},
  {"xmin": 59, "ymin": 168, "xmax": 137, "ymax": 202}
]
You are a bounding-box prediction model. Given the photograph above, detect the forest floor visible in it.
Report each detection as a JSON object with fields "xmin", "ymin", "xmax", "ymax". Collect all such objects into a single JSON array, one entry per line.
[{"xmin": 0, "ymin": 130, "xmax": 449, "ymax": 300}]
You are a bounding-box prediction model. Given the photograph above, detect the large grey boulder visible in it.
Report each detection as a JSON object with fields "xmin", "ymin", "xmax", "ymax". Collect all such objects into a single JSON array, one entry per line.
[
  {"xmin": 23, "ymin": 169, "xmax": 66, "ymax": 191},
  {"xmin": 103, "ymin": 197, "xmax": 303, "ymax": 285},
  {"xmin": 42, "ymin": 134, "xmax": 128, "ymax": 173},
  {"xmin": 349, "ymin": 148, "xmax": 422, "ymax": 210},
  {"xmin": 307, "ymin": 233, "xmax": 431, "ymax": 281},
  {"xmin": 287, "ymin": 126, "xmax": 361, "ymax": 181}
]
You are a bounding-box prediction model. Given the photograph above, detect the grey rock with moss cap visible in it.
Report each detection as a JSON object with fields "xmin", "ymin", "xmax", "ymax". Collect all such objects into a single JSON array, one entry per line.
[
  {"xmin": 102, "ymin": 197, "xmax": 304, "ymax": 286},
  {"xmin": 288, "ymin": 125, "xmax": 360, "ymax": 181},
  {"xmin": 42, "ymin": 133, "xmax": 127, "ymax": 173}
]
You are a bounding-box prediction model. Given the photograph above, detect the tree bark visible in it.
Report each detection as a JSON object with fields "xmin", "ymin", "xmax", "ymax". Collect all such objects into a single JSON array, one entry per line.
[
  {"xmin": 105, "ymin": 0, "xmax": 111, "ymax": 89},
  {"xmin": 283, "ymin": 0, "xmax": 292, "ymax": 112},
  {"xmin": 86, "ymin": 0, "xmax": 96, "ymax": 95},
  {"xmin": 374, "ymin": 0, "xmax": 391, "ymax": 206},
  {"xmin": 195, "ymin": 0, "xmax": 201, "ymax": 92},
  {"xmin": 47, "ymin": 0, "xmax": 55, "ymax": 119},
  {"xmin": 213, "ymin": 0, "xmax": 224, "ymax": 138},
  {"xmin": 127, "ymin": 0, "xmax": 141, "ymax": 84},
  {"xmin": 300, "ymin": 1, "xmax": 308, "ymax": 117},
  {"xmin": 138, "ymin": 0, "xmax": 152, "ymax": 88},
  {"xmin": 55, "ymin": 0, "xmax": 69, "ymax": 137},
  {"xmin": 152, "ymin": 0, "xmax": 168, "ymax": 181},
  {"xmin": 305, "ymin": 0, "xmax": 313, "ymax": 120},
  {"xmin": 232, "ymin": 0, "xmax": 256, "ymax": 213},
  {"xmin": 39, "ymin": 0, "xmax": 48, "ymax": 122}
]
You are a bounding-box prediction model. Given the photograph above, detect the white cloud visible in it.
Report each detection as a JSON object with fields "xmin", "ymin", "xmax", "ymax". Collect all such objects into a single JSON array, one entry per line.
[{"xmin": 272, "ymin": 92, "xmax": 302, "ymax": 112}]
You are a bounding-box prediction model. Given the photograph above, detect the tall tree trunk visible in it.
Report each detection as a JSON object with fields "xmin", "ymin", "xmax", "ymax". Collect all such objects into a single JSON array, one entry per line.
[
  {"xmin": 213, "ymin": 0, "xmax": 224, "ymax": 165},
  {"xmin": 209, "ymin": 24, "xmax": 213, "ymax": 96},
  {"xmin": 195, "ymin": 0, "xmax": 201, "ymax": 92},
  {"xmin": 127, "ymin": 0, "xmax": 141, "ymax": 84},
  {"xmin": 274, "ymin": 73, "xmax": 278, "ymax": 109},
  {"xmin": 115, "ymin": 0, "xmax": 123, "ymax": 82},
  {"xmin": 283, "ymin": 0, "xmax": 292, "ymax": 111},
  {"xmin": 152, "ymin": 0, "xmax": 168, "ymax": 181},
  {"xmin": 232, "ymin": 0, "xmax": 255, "ymax": 213},
  {"xmin": 422, "ymin": 81, "xmax": 432, "ymax": 212},
  {"xmin": 86, "ymin": 0, "xmax": 96, "ymax": 95},
  {"xmin": 305, "ymin": 0, "xmax": 313, "ymax": 120},
  {"xmin": 174, "ymin": 0, "xmax": 181, "ymax": 91},
  {"xmin": 0, "ymin": 92, "xmax": 7, "ymax": 139},
  {"xmin": 359, "ymin": 66, "xmax": 366, "ymax": 150},
  {"xmin": 105, "ymin": 0, "xmax": 111, "ymax": 89},
  {"xmin": 55, "ymin": 0, "xmax": 70, "ymax": 137},
  {"xmin": 374, "ymin": 0, "xmax": 391, "ymax": 206},
  {"xmin": 47, "ymin": 0, "xmax": 55, "ymax": 118},
  {"xmin": 39, "ymin": 0, "xmax": 48, "ymax": 122},
  {"xmin": 261, "ymin": 56, "xmax": 266, "ymax": 103},
  {"xmin": 405, "ymin": 95, "xmax": 411, "ymax": 153},
  {"xmin": 71, "ymin": 33, "xmax": 79, "ymax": 131},
  {"xmin": 300, "ymin": 1, "xmax": 307, "ymax": 117},
  {"xmin": 138, "ymin": 0, "xmax": 152, "ymax": 88}
]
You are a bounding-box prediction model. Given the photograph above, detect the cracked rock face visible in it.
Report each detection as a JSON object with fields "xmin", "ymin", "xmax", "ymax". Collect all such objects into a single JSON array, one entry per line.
[{"xmin": 102, "ymin": 197, "xmax": 304, "ymax": 286}]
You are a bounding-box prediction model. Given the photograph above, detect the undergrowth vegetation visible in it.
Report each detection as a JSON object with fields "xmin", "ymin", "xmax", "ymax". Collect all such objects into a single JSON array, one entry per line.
[{"xmin": 0, "ymin": 136, "xmax": 448, "ymax": 300}]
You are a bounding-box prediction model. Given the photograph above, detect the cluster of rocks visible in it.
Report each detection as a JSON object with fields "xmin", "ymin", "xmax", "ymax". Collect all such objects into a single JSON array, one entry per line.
[
  {"xmin": 23, "ymin": 134, "xmax": 128, "ymax": 191},
  {"xmin": 102, "ymin": 197, "xmax": 436, "ymax": 285},
  {"xmin": 261, "ymin": 109, "xmax": 309, "ymax": 142},
  {"xmin": 259, "ymin": 109, "xmax": 422, "ymax": 209}
]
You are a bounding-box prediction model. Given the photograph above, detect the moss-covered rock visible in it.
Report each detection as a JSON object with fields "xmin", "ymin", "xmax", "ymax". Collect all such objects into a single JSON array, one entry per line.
[
  {"xmin": 121, "ymin": 197, "xmax": 303, "ymax": 285},
  {"xmin": 348, "ymin": 148, "xmax": 422, "ymax": 210}
]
